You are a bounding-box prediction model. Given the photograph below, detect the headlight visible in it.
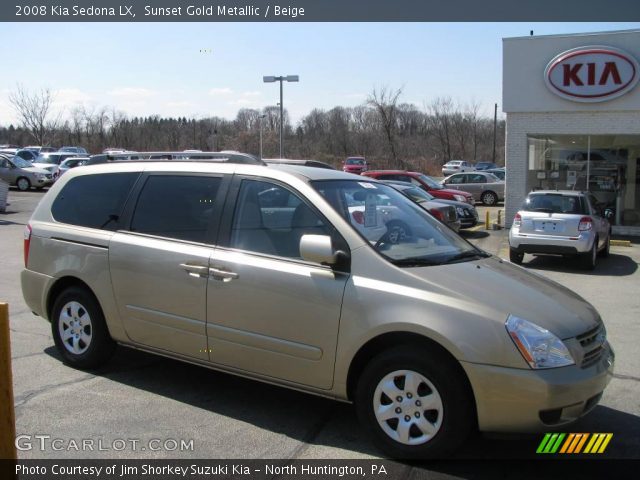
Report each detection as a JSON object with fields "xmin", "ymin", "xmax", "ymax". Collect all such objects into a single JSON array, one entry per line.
[
  {"xmin": 453, "ymin": 194, "xmax": 466, "ymax": 202},
  {"xmin": 456, "ymin": 206, "xmax": 465, "ymax": 216},
  {"xmin": 505, "ymin": 315, "xmax": 575, "ymax": 369}
]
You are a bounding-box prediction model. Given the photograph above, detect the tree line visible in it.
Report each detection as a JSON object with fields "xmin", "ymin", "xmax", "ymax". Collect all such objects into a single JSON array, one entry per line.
[{"xmin": 2, "ymin": 86, "xmax": 505, "ymax": 175}]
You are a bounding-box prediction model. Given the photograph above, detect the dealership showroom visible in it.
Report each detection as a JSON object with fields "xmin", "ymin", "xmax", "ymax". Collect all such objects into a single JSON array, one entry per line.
[{"xmin": 503, "ymin": 29, "xmax": 640, "ymax": 236}]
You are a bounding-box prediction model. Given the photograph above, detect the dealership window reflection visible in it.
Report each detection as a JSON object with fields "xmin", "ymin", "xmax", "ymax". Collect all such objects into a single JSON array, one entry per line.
[{"xmin": 526, "ymin": 135, "xmax": 640, "ymax": 226}]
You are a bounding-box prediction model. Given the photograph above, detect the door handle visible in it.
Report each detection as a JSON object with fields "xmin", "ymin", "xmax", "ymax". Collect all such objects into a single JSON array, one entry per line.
[
  {"xmin": 179, "ymin": 263, "xmax": 209, "ymax": 277},
  {"xmin": 209, "ymin": 267, "xmax": 239, "ymax": 282}
]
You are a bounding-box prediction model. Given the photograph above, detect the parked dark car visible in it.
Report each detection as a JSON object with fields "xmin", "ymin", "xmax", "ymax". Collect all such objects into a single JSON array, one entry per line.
[
  {"xmin": 474, "ymin": 162, "xmax": 498, "ymax": 171},
  {"xmin": 382, "ymin": 181, "xmax": 461, "ymax": 231}
]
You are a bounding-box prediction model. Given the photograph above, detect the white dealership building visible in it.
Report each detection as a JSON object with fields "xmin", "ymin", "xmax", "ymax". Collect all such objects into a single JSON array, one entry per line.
[{"xmin": 503, "ymin": 29, "xmax": 640, "ymax": 235}]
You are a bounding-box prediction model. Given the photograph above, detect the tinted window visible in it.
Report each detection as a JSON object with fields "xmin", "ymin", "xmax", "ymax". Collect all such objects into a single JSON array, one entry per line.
[
  {"xmin": 468, "ymin": 174, "xmax": 486, "ymax": 183},
  {"xmin": 52, "ymin": 173, "xmax": 139, "ymax": 229},
  {"xmin": 230, "ymin": 179, "xmax": 330, "ymax": 259},
  {"xmin": 523, "ymin": 194, "xmax": 587, "ymax": 214},
  {"xmin": 447, "ymin": 175, "xmax": 465, "ymax": 185},
  {"xmin": 130, "ymin": 175, "xmax": 221, "ymax": 243}
]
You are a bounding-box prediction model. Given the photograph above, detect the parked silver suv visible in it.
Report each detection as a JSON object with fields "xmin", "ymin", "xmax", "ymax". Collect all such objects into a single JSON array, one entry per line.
[
  {"xmin": 22, "ymin": 161, "xmax": 613, "ymax": 458},
  {"xmin": 509, "ymin": 190, "xmax": 612, "ymax": 270}
]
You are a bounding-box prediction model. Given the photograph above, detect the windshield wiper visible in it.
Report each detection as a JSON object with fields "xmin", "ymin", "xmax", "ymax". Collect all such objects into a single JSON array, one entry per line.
[
  {"xmin": 439, "ymin": 250, "xmax": 491, "ymax": 265},
  {"xmin": 390, "ymin": 257, "xmax": 441, "ymax": 267}
]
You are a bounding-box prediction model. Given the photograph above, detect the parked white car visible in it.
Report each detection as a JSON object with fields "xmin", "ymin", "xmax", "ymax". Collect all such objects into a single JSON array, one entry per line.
[{"xmin": 442, "ymin": 160, "xmax": 474, "ymax": 176}]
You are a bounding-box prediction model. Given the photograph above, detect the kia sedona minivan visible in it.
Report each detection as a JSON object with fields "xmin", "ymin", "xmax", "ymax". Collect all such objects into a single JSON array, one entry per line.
[{"xmin": 22, "ymin": 160, "xmax": 614, "ymax": 458}]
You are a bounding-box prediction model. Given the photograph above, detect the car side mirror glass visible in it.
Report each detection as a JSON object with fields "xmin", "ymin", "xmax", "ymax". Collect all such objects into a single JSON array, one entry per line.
[
  {"xmin": 300, "ymin": 234, "xmax": 338, "ymax": 265},
  {"xmin": 604, "ymin": 208, "xmax": 614, "ymax": 219}
]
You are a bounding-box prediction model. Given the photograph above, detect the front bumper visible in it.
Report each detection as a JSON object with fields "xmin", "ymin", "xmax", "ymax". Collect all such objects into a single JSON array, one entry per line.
[
  {"xmin": 462, "ymin": 341, "xmax": 614, "ymax": 432},
  {"xmin": 509, "ymin": 228, "xmax": 594, "ymax": 255}
]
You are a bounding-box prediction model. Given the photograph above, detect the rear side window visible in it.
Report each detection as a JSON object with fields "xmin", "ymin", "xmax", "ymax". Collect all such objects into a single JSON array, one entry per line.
[
  {"xmin": 52, "ymin": 173, "xmax": 139, "ymax": 229},
  {"xmin": 130, "ymin": 175, "xmax": 222, "ymax": 243},
  {"xmin": 523, "ymin": 194, "xmax": 587, "ymax": 214}
]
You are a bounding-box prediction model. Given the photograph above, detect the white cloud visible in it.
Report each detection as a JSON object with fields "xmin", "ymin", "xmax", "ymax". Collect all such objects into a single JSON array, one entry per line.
[
  {"xmin": 208, "ymin": 87, "xmax": 233, "ymax": 96},
  {"xmin": 166, "ymin": 101, "xmax": 194, "ymax": 108},
  {"xmin": 107, "ymin": 87, "xmax": 156, "ymax": 98}
]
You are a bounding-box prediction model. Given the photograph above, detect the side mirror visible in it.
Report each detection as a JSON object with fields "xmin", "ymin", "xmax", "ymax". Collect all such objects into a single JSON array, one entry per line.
[
  {"xmin": 300, "ymin": 234, "xmax": 338, "ymax": 265},
  {"xmin": 604, "ymin": 208, "xmax": 614, "ymax": 220}
]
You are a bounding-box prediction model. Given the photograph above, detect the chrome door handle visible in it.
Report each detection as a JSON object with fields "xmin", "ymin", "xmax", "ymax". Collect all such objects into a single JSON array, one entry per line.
[
  {"xmin": 209, "ymin": 267, "xmax": 239, "ymax": 282},
  {"xmin": 179, "ymin": 263, "xmax": 209, "ymax": 277}
]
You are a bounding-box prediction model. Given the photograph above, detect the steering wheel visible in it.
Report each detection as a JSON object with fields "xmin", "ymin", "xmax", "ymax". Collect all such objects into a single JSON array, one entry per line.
[{"xmin": 374, "ymin": 221, "xmax": 412, "ymax": 249}]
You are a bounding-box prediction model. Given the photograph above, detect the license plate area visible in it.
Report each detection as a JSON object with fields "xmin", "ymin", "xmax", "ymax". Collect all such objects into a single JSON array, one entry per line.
[{"xmin": 534, "ymin": 220, "xmax": 564, "ymax": 233}]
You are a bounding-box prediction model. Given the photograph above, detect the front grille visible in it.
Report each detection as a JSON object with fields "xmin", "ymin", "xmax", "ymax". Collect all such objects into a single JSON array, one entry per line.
[{"xmin": 577, "ymin": 324, "xmax": 605, "ymax": 368}]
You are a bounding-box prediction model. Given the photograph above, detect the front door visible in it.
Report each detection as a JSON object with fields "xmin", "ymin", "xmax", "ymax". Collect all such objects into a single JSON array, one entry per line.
[{"xmin": 206, "ymin": 178, "xmax": 349, "ymax": 389}]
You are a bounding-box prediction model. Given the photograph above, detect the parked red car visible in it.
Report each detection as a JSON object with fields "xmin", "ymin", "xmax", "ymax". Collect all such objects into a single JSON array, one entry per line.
[
  {"xmin": 342, "ymin": 156, "xmax": 368, "ymax": 174},
  {"xmin": 362, "ymin": 170, "xmax": 475, "ymax": 204}
]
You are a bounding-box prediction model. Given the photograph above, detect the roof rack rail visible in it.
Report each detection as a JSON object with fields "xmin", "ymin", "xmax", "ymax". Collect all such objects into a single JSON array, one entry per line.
[{"xmin": 85, "ymin": 151, "xmax": 264, "ymax": 166}]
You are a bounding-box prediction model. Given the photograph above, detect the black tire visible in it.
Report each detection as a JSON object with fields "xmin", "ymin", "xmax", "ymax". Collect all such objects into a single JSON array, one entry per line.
[
  {"xmin": 480, "ymin": 191, "xmax": 497, "ymax": 206},
  {"xmin": 509, "ymin": 248, "xmax": 524, "ymax": 265},
  {"xmin": 599, "ymin": 232, "xmax": 610, "ymax": 258},
  {"xmin": 51, "ymin": 287, "xmax": 115, "ymax": 369},
  {"xmin": 580, "ymin": 239, "xmax": 597, "ymax": 271},
  {"xmin": 16, "ymin": 177, "xmax": 31, "ymax": 191},
  {"xmin": 355, "ymin": 345, "xmax": 475, "ymax": 459}
]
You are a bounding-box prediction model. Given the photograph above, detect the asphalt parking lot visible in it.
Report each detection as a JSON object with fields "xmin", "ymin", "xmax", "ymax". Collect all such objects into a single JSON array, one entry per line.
[{"xmin": 1, "ymin": 189, "xmax": 639, "ymax": 474}]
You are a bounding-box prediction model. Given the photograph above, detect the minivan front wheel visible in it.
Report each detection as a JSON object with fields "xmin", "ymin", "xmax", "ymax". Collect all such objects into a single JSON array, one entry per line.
[
  {"xmin": 355, "ymin": 346, "xmax": 474, "ymax": 458},
  {"xmin": 51, "ymin": 287, "xmax": 115, "ymax": 369},
  {"xmin": 16, "ymin": 177, "xmax": 31, "ymax": 191}
]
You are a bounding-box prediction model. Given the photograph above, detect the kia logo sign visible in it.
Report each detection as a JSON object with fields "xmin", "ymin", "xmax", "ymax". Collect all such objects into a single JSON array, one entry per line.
[{"xmin": 544, "ymin": 46, "xmax": 639, "ymax": 102}]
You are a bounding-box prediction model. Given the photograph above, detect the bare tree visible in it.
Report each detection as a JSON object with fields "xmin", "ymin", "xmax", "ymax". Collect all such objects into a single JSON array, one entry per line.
[
  {"xmin": 367, "ymin": 86, "xmax": 404, "ymax": 168},
  {"xmin": 8, "ymin": 85, "xmax": 61, "ymax": 145}
]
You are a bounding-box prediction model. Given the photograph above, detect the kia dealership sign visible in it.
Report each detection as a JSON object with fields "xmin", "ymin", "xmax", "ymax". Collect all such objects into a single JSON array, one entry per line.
[{"xmin": 544, "ymin": 46, "xmax": 639, "ymax": 102}]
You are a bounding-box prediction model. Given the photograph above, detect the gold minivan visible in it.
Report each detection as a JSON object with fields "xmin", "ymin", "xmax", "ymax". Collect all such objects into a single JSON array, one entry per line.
[{"xmin": 21, "ymin": 159, "xmax": 614, "ymax": 458}]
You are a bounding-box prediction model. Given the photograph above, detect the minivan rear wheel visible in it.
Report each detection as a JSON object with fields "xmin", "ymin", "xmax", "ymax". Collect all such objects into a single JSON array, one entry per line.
[
  {"xmin": 16, "ymin": 177, "xmax": 31, "ymax": 191},
  {"xmin": 51, "ymin": 287, "xmax": 115, "ymax": 369},
  {"xmin": 355, "ymin": 346, "xmax": 474, "ymax": 459}
]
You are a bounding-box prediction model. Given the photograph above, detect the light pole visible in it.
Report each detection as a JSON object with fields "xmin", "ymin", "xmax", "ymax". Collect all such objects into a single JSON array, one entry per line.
[
  {"xmin": 259, "ymin": 114, "xmax": 266, "ymax": 160},
  {"xmin": 263, "ymin": 75, "xmax": 299, "ymax": 158}
]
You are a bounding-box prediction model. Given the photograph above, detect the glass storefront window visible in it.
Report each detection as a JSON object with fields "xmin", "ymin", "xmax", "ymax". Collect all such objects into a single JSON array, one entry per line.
[{"xmin": 527, "ymin": 135, "xmax": 640, "ymax": 226}]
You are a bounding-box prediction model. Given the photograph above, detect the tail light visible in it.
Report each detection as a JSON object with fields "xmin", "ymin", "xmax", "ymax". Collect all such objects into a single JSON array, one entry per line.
[
  {"xmin": 429, "ymin": 209, "xmax": 445, "ymax": 221},
  {"xmin": 351, "ymin": 211, "xmax": 365, "ymax": 224},
  {"xmin": 578, "ymin": 217, "xmax": 593, "ymax": 231},
  {"xmin": 24, "ymin": 224, "xmax": 32, "ymax": 268},
  {"xmin": 513, "ymin": 213, "xmax": 522, "ymax": 227}
]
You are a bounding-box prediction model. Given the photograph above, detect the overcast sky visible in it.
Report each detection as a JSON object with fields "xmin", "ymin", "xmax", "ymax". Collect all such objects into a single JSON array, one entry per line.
[{"xmin": 1, "ymin": 22, "xmax": 639, "ymax": 126}]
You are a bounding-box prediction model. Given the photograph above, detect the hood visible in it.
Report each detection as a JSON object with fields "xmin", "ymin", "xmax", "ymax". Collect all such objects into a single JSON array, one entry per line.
[
  {"xmin": 435, "ymin": 188, "xmax": 472, "ymax": 198},
  {"xmin": 21, "ymin": 166, "xmax": 50, "ymax": 175},
  {"xmin": 406, "ymin": 256, "xmax": 600, "ymax": 340}
]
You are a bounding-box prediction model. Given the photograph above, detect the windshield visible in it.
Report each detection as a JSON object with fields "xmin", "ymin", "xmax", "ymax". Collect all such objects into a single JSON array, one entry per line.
[
  {"xmin": 418, "ymin": 174, "xmax": 442, "ymax": 190},
  {"xmin": 400, "ymin": 186, "xmax": 434, "ymax": 203},
  {"xmin": 11, "ymin": 156, "xmax": 32, "ymax": 168},
  {"xmin": 311, "ymin": 180, "xmax": 483, "ymax": 266},
  {"xmin": 523, "ymin": 194, "xmax": 587, "ymax": 214},
  {"xmin": 36, "ymin": 154, "xmax": 60, "ymax": 164},
  {"xmin": 346, "ymin": 158, "xmax": 365, "ymax": 165}
]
